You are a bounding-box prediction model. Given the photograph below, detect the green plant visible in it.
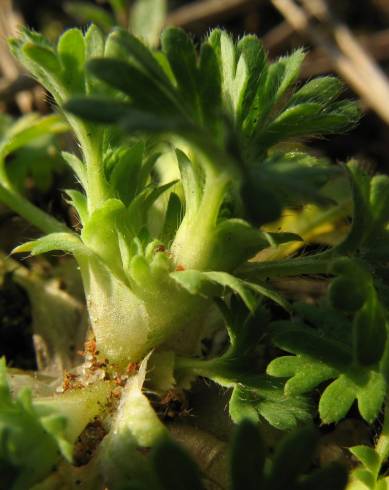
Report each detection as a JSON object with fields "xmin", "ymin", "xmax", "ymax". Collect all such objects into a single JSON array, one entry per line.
[{"xmin": 1, "ymin": 22, "xmax": 388, "ymax": 489}]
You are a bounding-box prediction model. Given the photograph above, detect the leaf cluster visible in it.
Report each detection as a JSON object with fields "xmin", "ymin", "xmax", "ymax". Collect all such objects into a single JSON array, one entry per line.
[
  {"xmin": 267, "ymin": 259, "xmax": 388, "ymax": 425},
  {"xmin": 65, "ymin": 27, "xmax": 359, "ymax": 226}
]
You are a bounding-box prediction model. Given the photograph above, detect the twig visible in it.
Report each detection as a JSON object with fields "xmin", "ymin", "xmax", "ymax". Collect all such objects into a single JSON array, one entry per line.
[
  {"xmin": 301, "ymin": 0, "xmax": 389, "ymax": 109},
  {"xmin": 166, "ymin": 0, "xmax": 257, "ymax": 29},
  {"xmin": 271, "ymin": 0, "xmax": 389, "ymax": 124},
  {"xmin": 302, "ymin": 29, "xmax": 389, "ymax": 77}
]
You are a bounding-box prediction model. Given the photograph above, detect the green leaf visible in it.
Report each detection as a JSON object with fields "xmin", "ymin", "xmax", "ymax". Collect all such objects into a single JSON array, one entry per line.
[
  {"xmin": 230, "ymin": 419, "xmax": 265, "ymax": 490},
  {"xmin": 110, "ymin": 29, "xmax": 172, "ymax": 90},
  {"xmin": 235, "ymin": 35, "xmax": 266, "ymax": 125},
  {"xmin": 319, "ymin": 375, "xmax": 357, "ymax": 424},
  {"xmin": 198, "ymin": 42, "xmax": 222, "ymax": 129},
  {"xmin": 65, "ymin": 189, "xmax": 88, "ymax": 225},
  {"xmin": 229, "ymin": 379, "xmax": 312, "ymax": 430},
  {"xmin": 319, "ymin": 370, "xmax": 386, "ymax": 424},
  {"xmin": 211, "ymin": 31, "xmax": 239, "ymax": 117},
  {"xmin": 350, "ymin": 445, "xmax": 380, "ymax": 476},
  {"xmin": 161, "ymin": 27, "xmax": 202, "ymax": 122},
  {"xmin": 160, "ymin": 192, "xmax": 183, "ymax": 244},
  {"xmin": 273, "ymin": 49, "xmax": 306, "ymax": 102},
  {"xmin": 209, "ymin": 31, "xmax": 268, "ymax": 129},
  {"xmin": 207, "ymin": 218, "xmax": 268, "ymax": 270},
  {"xmin": 81, "ymin": 198, "xmax": 128, "ymax": 277},
  {"xmin": 170, "ymin": 270, "xmax": 258, "ymax": 312},
  {"xmin": 271, "ymin": 322, "xmax": 352, "ymax": 369},
  {"xmin": 357, "ymin": 371, "xmax": 387, "ymax": 423},
  {"xmin": 267, "ymin": 355, "xmax": 337, "ymax": 396},
  {"xmin": 176, "ymin": 149, "xmax": 202, "ymax": 215},
  {"xmin": 108, "ymin": 142, "xmax": 144, "ymax": 205},
  {"xmin": 244, "ymin": 50, "xmax": 305, "ymax": 140},
  {"xmin": 261, "ymin": 102, "xmax": 324, "ymax": 146},
  {"xmin": 61, "ymin": 151, "xmax": 87, "ymax": 189},
  {"xmin": 64, "ymin": 95, "xmax": 133, "ymax": 123},
  {"xmin": 119, "ymin": 109, "xmax": 190, "ymax": 133},
  {"xmin": 57, "ymin": 28, "xmax": 86, "ymax": 93},
  {"xmin": 265, "ymin": 101, "xmax": 359, "ymax": 145},
  {"xmin": 22, "ymin": 43, "xmax": 64, "ymax": 101},
  {"xmin": 268, "ymin": 298, "xmax": 387, "ymax": 424},
  {"xmin": 12, "ymin": 232, "xmax": 90, "ymax": 257},
  {"xmin": 127, "ymin": 180, "xmax": 178, "ymax": 235},
  {"xmin": 84, "ymin": 24, "xmax": 106, "ymax": 94},
  {"xmin": 289, "ymin": 76, "xmax": 344, "ymax": 106},
  {"xmin": 87, "ymin": 58, "xmax": 175, "ymax": 114}
]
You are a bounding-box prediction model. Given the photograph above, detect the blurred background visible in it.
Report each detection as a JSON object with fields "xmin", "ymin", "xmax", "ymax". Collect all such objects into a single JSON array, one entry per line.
[{"xmin": 1, "ymin": 0, "xmax": 389, "ymax": 171}]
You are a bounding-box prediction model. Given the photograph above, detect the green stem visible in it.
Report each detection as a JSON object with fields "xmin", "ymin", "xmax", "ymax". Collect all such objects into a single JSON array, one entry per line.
[
  {"xmin": 0, "ymin": 183, "xmax": 69, "ymax": 234},
  {"xmin": 175, "ymin": 355, "xmax": 218, "ymax": 375},
  {"xmin": 83, "ymin": 137, "xmax": 108, "ymax": 212},
  {"xmin": 66, "ymin": 115, "xmax": 109, "ymax": 212}
]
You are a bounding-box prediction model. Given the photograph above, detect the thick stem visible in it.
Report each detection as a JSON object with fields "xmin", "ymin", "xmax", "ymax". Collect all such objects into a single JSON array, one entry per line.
[{"xmin": 78, "ymin": 255, "xmax": 210, "ymax": 365}]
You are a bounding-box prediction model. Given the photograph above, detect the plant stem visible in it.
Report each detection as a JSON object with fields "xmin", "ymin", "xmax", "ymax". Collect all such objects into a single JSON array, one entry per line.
[
  {"xmin": 0, "ymin": 183, "xmax": 69, "ymax": 234},
  {"xmin": 175, "ymin": 355, "xmax": 217, "ymax": 374},
  {"xmin": 67, "ymin": 115, "xmax": 109, "ymax": 212},
  {"xmin": 83, "ymin": 137, "xmax": 108, "ymax": 212}
]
